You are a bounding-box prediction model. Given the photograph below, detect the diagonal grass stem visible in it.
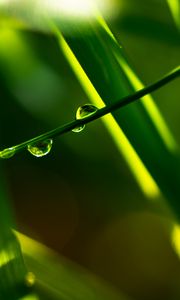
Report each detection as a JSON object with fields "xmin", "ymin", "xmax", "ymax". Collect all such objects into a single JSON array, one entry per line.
[{"xmin": 0, "ymin": 65, "xmax": 179, "ymax": 157}]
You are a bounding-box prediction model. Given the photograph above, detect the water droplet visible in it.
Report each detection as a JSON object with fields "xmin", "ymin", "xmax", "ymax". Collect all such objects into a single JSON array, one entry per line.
[
  {"xmin": 27, "ymin": 139, "xmax": 53, "ymax": 157},
  {"xmin": 72, "ymin": 104, "xmax": 98, "ymax": 133},
  {"xmin": 72, "ymin": 124, "xmax": 85, "ymax": 133},
  {"xmin": 0, "ymin": 147, "xmax": 16, "ymax": 159},
  {"xmin": 76, "ymin": 104, "xmax": 98, "ymax": 119}
]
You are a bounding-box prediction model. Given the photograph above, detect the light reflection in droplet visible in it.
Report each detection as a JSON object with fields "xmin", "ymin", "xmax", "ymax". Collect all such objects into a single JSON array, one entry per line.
[
  {"xmin": 72, "ymin": 104, "xmax": 98, "ymax": 133},
  {"xmin": 0, "ymin": 147, "xmax": 16, "ymax": 159},
  {"xmin": 27, "ymin": 139, "xmax": 53, "ymax": 157}
]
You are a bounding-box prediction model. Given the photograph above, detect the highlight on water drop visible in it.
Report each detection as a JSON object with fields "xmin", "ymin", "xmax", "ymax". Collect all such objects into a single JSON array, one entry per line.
[
  {"xmin": 27, "ymin": 139, "xmax": 53, "ymax": 157},
  {"xmin": 72, "ymin": 104, "xmax": 98, "ymax": 133},
  {"xmin": 0, "ymin": 147, "xmax": 16, "ymax": 159},
  {"xmin": 76, "ymin": 104, "xmax": 98, "ymax": 119}
]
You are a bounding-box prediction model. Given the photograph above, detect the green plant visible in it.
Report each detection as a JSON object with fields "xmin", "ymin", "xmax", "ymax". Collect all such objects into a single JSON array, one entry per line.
[
  {"xmin": 0, "ymin": 1, "xmax": 180, "ymax": 299},
  {"xmin": 0, "ymin": 66, "xmax": 179, "ymax": 159}
]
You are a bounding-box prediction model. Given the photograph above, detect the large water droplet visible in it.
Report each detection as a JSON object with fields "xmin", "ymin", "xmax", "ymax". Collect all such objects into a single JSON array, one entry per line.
[
  {"xmin": 0, "ymin": 147, "xmax": 16, "ymax": 159},
  {"xmin": 72, "ymin": 104, "xmax": 98, "ymax": 133},
  {"xmin": 27, "ymin": 139, "xmax": 53, "ymax": 157},
  {"xmin": 76, "ymin": 104, "xmax": 98, "ymax": 119}
]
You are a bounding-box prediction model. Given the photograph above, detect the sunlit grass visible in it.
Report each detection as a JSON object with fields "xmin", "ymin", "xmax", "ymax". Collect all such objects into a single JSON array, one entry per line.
[
  {"xmin": 0, "ymin": 2, "xmax": 180, "ymax": 299},
  {"xmin": 57, "ymin": 32, "xmax": 160, "ymax": 199},
  {"xmin": 115, "ymin": 58, "xmax": 178, "ymax": 153},
  {"xmin": 0, "ymin": 0, "xmax": 119, "ymax": 34},
  {"xmin": 172, "ymin": 224, "xmax": 180, "ymax": 257},
  {"xmin": 167, "ymin": 0, "xmax": 180, "ymax": 30},
  {"xmin": 0, "ymin": 249, "xmax": 15, "ymax": 268},
  {"xmin": 16, "ymin": 231, "xmax": 132, "ymax": 300},
  {"xmin": 0, "ymin": 27, "xmax": 179, "ymax": 198}
]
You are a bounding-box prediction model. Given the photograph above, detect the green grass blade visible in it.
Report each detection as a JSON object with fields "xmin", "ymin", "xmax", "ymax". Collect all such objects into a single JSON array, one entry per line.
[
  {"xmin": 16, "ymin": 231, "xmax": 134, "ymax": 300},
  {"xmin": 167, "ymin": 0, "xmax": 180, "ymax": 30},
  {"xmin": 0, "ymin": 19, "xmax": 180, "ymax": 218},
  {"xmin": 54, "ymin": 20, "xmax": 180, "ymax": 217},
  {"xmin": 0, "ymin": 164, "xmax": 28, "ymax": 299}
]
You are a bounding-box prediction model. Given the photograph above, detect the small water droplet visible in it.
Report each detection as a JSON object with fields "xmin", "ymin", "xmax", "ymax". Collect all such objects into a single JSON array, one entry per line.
[
  {"xmin": 0, "ymin": 147, "xmax": 16, "ymax": 159},
  {"xmin": 27, "ymin": 139, "xmax": 53, "ymax": 157},
  {"xmin": 72, "ymin": 104, "xmax": 98, "ymax": 133},
  {"xmin": 72, "ymin": 124, "xmax": 85, "ymax": 133}
]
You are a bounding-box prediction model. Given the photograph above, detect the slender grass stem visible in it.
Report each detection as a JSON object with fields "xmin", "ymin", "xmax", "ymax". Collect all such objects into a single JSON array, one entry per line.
[{"xmin": 0, "ymin": 66, "xmax": 179, "ymax": 156}]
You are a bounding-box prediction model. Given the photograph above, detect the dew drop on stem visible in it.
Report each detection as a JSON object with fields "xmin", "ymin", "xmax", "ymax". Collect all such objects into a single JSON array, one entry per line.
[
  {"xmin": 0, "ymin": 147, "xmax": 16, "ymax": 159},
  {"xmin": 72, "ymin": 104, "xmax": 98, "ymax": 133},
  {"xmin": 27, "ymin": 139, "xmax": 53, "ymax": 157}
]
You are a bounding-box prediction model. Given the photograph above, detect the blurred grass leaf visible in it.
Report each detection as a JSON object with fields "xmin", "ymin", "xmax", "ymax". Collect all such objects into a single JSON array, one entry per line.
[
  {"xmin": 167, "ymin": 0, "xmax": 180, "ymax": 30},
  {"xmin": 16, "ymin": 231, "xmax": 133, "ymax": 300}
]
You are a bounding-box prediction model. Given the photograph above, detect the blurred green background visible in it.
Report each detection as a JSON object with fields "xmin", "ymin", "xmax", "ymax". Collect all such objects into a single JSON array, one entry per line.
[{"xmin": 0, "ymin": 0, "xmax": 180, "ymax": 299}]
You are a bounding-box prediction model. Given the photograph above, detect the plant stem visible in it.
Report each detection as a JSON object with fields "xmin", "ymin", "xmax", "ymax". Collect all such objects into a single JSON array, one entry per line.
[{"xmin": 0, "ymin": 66, "xmax": 179, "ymax": 155}]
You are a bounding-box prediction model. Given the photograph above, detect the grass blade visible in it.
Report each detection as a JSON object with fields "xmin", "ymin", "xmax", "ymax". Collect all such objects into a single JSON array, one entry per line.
[
  {"xmin": 0, "ymin": 164, "xmax": 28, "ymax": 299},
  {"xmin": 55, "ymin": 19, "xmax": 180, "ymax": 217}
]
